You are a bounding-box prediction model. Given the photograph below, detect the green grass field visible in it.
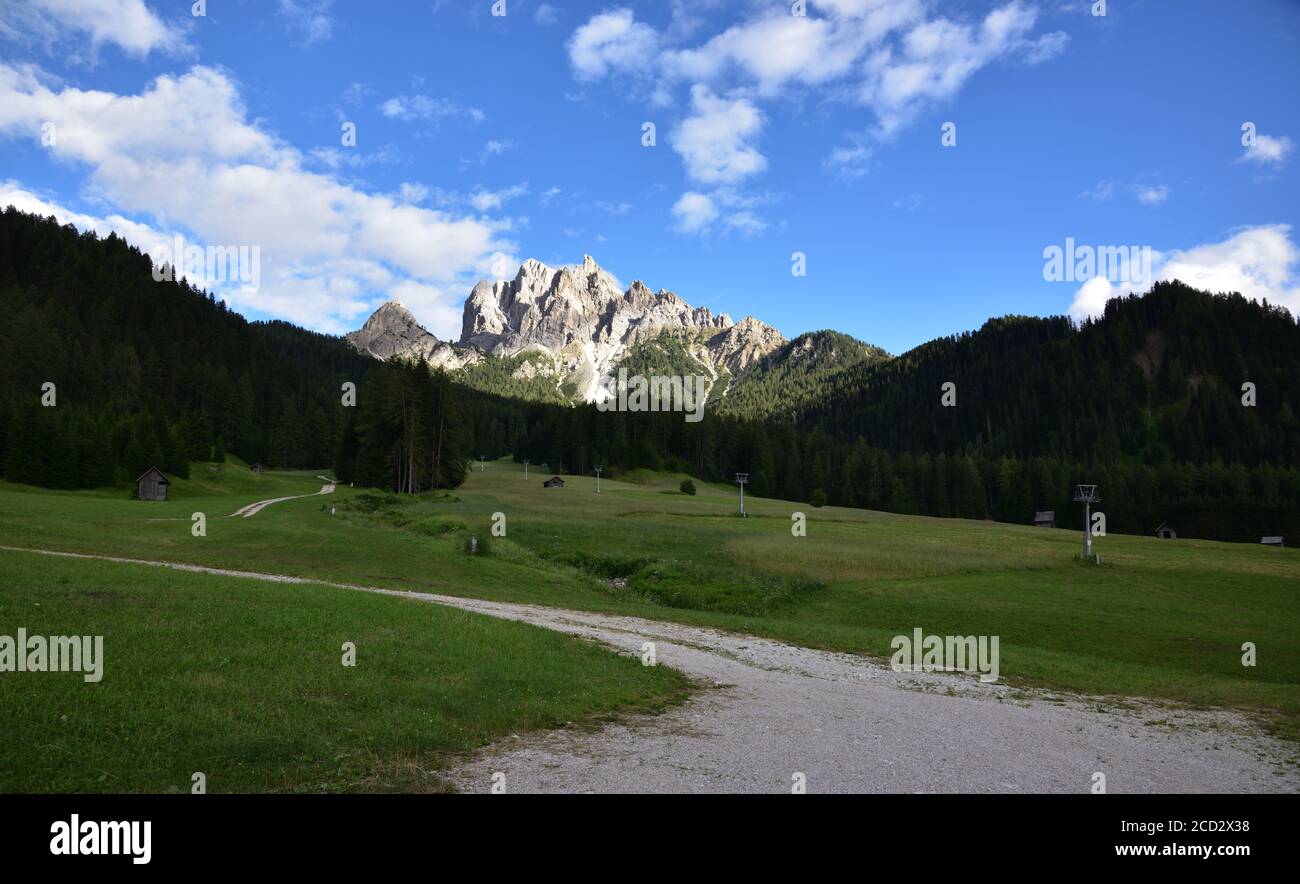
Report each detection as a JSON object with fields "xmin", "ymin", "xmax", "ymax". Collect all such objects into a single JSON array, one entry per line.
[
  {"xmin": 2, "ymin": 455, "xmax": 1298, "ymax": 791},
  {"xmin": 0, "ymin": 547, "xmax": 686, "ymax": 793}
]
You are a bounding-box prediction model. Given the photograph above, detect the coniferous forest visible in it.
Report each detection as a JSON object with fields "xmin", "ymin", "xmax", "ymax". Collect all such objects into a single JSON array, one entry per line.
[
  {"xmin": 0, "ymin": 208, "xmax": 371, "ymax": 486},
  {"xmin": 3, "ymin": 209, "xmax": 1298, "ymax": 543}
]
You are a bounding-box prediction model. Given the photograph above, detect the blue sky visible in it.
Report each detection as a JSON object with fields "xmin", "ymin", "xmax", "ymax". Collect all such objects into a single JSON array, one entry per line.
[{"xmin": 1, "ymin": 0, "xmax": 1297, "ymax": 354}]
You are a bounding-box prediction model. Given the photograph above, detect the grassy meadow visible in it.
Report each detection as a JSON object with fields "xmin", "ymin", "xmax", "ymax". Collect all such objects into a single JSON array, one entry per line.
[
  {"xmin": 0, "ymin": 541, "xmax": 686, "ymax": 793},
  {"xmin": 1, "ymin": 455, "xmax": 1298, "ymax": 791}
]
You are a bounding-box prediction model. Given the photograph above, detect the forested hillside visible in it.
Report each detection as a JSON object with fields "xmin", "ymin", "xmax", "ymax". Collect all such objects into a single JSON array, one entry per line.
[
  {"xmin": 716, "ymin": 330, "xmax": 890, "ymax": 419},
  {"xmin": 794, "ymin": 283, "xmax": 1300, "ymax": 468},
  {"xmin": 3, "ymin": 209, "xmax": 1297, "ymax": 542},
  {"xmin": 459, "ymin": 351, "xmax": 571, "ymax": 404},
  {"xmin": 0, "ymin": 209, "xmax": 371, "ymax": 487}
]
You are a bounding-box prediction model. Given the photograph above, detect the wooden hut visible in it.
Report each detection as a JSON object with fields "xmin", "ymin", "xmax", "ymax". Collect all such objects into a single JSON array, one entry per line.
[
  {"xmin": 136, "ymin": 467, "xmax": 170, "ymax": 502},
  {"xmin": 1155, "ymin": 522, "xmax": 1177, "ymax": 539},
  {"xmin": 542, "ymin": 476, "xmax": 565, "ymax": 489},
  {"xmin": 1261, "ymin": 536, "xmax": 1285, "ymax": 547},
  {"xmin": 251, "ymin": 462, "xmax": 267, "ymax": 474},
  {"xmin": 1033, "ymin": 510, "xmax": 1055, "ymax": 529}
]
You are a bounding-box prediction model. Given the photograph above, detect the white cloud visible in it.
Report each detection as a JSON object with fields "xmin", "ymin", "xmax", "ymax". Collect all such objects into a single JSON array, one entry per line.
[
  {"xmin": 535, "ymin": 3, "xmax": 560, "ymax": 26},
  {"xmin": 568, "ymin": 0, "xmax": 1068, "ymax": 230},
  {"xmin": 462, "ymin": 138, "xmax": 515, "ymax": 166},
  {"xmin": 892, "ymin": 192, "xmax": 924, "ymax": 211},
  {"xmin": 309, "ymin": 143, "xmax": 401, "ymax": 170},
  {"xmin": 567, "ymin": 8, "xmax": 659, "ymax": 81},
  {"xmin": 0, "ymin": 63, "xmax": 514, "ymax": 334},
  {"xmin": 279, "ymin": 0, "xmax": 335, "ymax": 46},
  {"xmin": 380, "ymin": 96, "xmax": 429, "ymax": 119},
  {"xmin": 397, "ymin": 182, "xmax": 429, "ymax": 204},
  {"xmin": 594, "ymin": 200, "xmax": 632, "ymax": 215},
  {"xmin": 619, "ymin": 1, "xmax": 1065, "ymax": 137},
  {"xmin": 672, "ymin": 191, "xmax": 718, "ymax": 233},
  {"xmin": 341, "ymin": 82, "xmax": 371, "ymax": 108},
  {"xmin": 470, "ymin": 183, "xmax": 528, "ymax": 212},
  {"xmin": 0, "ymin": 64, "xmax": 281, "ymax": 167},
  {"xmin": 824, "ymin": 144, "xmax": 872, "ymax": 179},
  {"xmin": 1023, "ymin": 28, "xmax": 1068, "ymax": 63},
  {"xmin": 661, "ymin": 1, "xmax": 922, "ymax": 97},
  {"xmin": 1082, "ymin": 180, "xmax": 1168, "ymax": 205},
  {"xmin": 0, "ymin": 0, "xmax": 186, "ymax": 57},
  {"xmin": 1067, "ymin": 275, "xmax": 1115, "ymax": 323},
  {"xmin": 379, "ymin": 94, "xmax": 483, "ymax": 123},
  {"xmin": 0, "ymin": 180, "xmax": 168, "ymax": 251},
  {"xmin": 671, "ymin": 188, "xmax": 767, "ymax": 236},
  {"xmin": 668, "ymin": 86, "xmax": 769, "ymax": 230},
  {"xmin": 1080, "ymin": 180, "xmax": 1114, "ymax": 202},
  {"xmin": 1068, "ymin": 225, "xmax": 1300, "ymax": 321},
  {"xmin": 1239, "ymin": 133, "xmax": 1294, "ymax": 166},
  {"xmin": 861, "ymin": 2, "xmax": 1066, "ymax": 135},
  {"xmin": 1133, "ymin": 184, "xmax": 1169, "ymax": 205},
  {"xmin": 540, "ymin": 186, "xmax": 562, "ymax": 205},
  {"xmin": 724, "ymin": 211, "xmax": 766, "ymax": 235},
  {"xmin": 672, "ymin": 85, "xmax": 766, "ymax": 185}
]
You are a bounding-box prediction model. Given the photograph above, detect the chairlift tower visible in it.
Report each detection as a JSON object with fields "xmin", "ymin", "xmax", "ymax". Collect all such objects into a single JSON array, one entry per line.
[
  {"xmin": 1073, "ymin": 484, "xmax": 1100, "ymax": 558},
  {"xmin": 735, "ymin": 473, "xmax": 749, "ymax": 517},
  {"xmin": 523, "ymin": 459, "xmax": 529, "ymax": 480},
  {"xmin": 479, "ymin": 455, "xmax": 486, "ymax": 473},
  {"xmin": 594, "ymin": 465, "xmax": 603, "ymax": 494}
]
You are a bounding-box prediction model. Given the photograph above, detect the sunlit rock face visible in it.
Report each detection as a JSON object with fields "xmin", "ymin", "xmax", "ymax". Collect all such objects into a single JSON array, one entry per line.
[{"xmin": 350, "ymin": 255, "xmax": 786, "ymax": 402}]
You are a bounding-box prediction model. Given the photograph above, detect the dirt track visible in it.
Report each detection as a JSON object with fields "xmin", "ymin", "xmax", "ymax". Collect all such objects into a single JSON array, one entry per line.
[
  {"xmin": 5, "ymin": 544, "xmax": 1296, "ymax": 794},
  {"xmin": 432, "ymin": 595, "xmax": 1299, "ymax": 794},
  {"xmin": 227, "ymin": 481, "xmax": 334, "ymax": 518}
]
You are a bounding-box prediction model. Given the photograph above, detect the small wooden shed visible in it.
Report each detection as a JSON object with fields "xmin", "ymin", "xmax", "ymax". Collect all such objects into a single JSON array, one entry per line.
[
  {"xmin": 1033, "ymin": 510, "xmax": 1055, "ymax": 529},
  {"xmin": 1261, "ymin": 536, "xmax": 1285, "ymax": 547},
  {"xmin": 1155, "ymin": 522, "xmax": 1177, "ymax": 539},
  {"xmin": 136, "ymin": 467, "xmax": 170, "ymax": 502},
  {"xmin": 251, "ymin": 462, "xmax": 267, "ymax": 474},
  {"xmin": 542, "ymin": 476, "xmax": 565, "ymax": 489}
]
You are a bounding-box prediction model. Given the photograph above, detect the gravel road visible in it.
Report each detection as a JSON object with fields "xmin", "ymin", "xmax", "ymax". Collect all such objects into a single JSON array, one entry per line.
[
  {"xmin": 433, "ymin": 597, "xmax": 1299, "ymax": 795},
  {"xmin": 227, "ymin": 481, "xmax": 335, "ymax": 518},
  {"xmin": 4, "ymin": 545, "xmax": 1295, "ymax": 794}
]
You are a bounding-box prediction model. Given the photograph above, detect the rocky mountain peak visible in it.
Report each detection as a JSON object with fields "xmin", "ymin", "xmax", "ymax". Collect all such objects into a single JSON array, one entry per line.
[
  {"xmin": 349, "ymin": 256, "xmax": 787, "ymax": 404},
  {"xmin": 367, "ymin": 299, "xmax": 419, "ymax": 326},
  {"xmin": 346, "ymin": 299, "xmax": 481, "ymax": 372},
  {"xmin": 347, "ymin": 300, "xmax": 436, "ymax": 356},
  {"xmin": 706, "ymin": 315, "xmax": 788, "ymax": 374}
]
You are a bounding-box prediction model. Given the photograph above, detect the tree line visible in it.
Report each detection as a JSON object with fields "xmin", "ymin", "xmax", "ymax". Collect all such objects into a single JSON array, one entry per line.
[
  {"xmin": 786, "ymin": 282, "xmax": 1300, "ymax": 469},
  {"xmin": 0, "ymin": 209, "xmax": 370, "ymax": 487},
  {"xmin": 2, "ymin": 208, "xmax": 1296, "ymax": 543},
  {"xmin": 334, "ymin": 359, "xmax": 471, "ymax": 491},
  {"xmin": 497, "ymin": 403, "xmax": 1300, "ymax": 543}
]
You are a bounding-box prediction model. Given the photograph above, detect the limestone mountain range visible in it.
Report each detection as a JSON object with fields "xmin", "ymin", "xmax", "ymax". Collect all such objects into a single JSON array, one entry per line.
[{"xmin": 345, "ymin": 255, "xmax": 875, "ymax": 407}]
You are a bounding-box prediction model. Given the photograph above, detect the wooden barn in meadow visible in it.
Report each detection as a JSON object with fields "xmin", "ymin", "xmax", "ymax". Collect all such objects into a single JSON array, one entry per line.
[
  {"xmin": 1155, "ymin": 522, "xmax": 1177, "ymax": 539},
  {"xmin": 136, "ymin": 467, "xmax": 170, "ymax": 502},
  {"xmin": 1261, "ymin": 536, "xmax": 1285, "ymax": 547},
  {"xmin": 1033, "ymin": 511, "xmax": 1055, "ymax": 529},
  {"xmin": 543, "ymin": 476, "xmax": 565, "ymax": 489}
]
